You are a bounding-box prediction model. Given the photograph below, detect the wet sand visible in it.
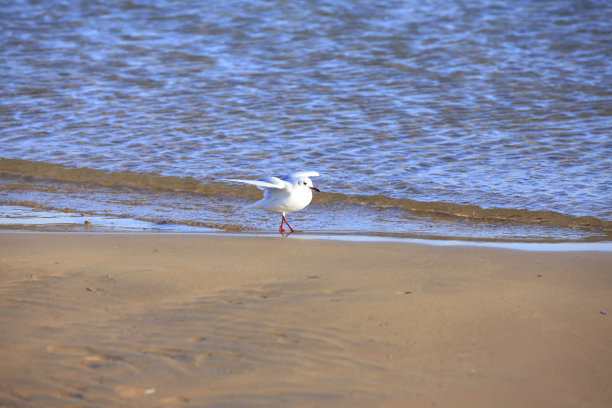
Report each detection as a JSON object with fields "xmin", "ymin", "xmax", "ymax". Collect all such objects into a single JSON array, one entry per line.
[{"xmin": 1, "ymin": 233, "xmax": 611, "ymax": 407}]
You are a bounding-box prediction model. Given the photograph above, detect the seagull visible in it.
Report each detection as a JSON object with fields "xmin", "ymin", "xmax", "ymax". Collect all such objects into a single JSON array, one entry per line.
[{"xmin": 223, "ymin": 171, "xmax": 320, "ymax": 234}]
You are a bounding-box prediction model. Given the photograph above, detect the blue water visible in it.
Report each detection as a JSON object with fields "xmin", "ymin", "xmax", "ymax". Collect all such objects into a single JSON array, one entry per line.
[{"xmin": 1, "ymin": 0, "xmax": 611, "ymax": 241}]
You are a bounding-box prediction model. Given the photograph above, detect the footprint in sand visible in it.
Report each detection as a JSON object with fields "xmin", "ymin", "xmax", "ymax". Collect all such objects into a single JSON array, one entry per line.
[
  {"xmin": 46, "ymin": 345, "xmax": 123, "ymax": 369},
  {"xmin": 275, "ymin": 334, "xmax": 300, "ymax": 344},
  {"xmin": 46, "ymin": 345, "xmax": 92, "ymax": 355},
  {"xmin": 162, "ymin": 396, "xmax": 190, "ymax": 404},
  {"xmin": 81, "ymin": 354, "xmax": 123, "ymax": 368},
  {"xmin": 115, "ymin": 386, "xmax": 188, "ymax": 403},
  {"xmin": 115, "ymin": 385, "xmax": 148, "ymax": 397}
]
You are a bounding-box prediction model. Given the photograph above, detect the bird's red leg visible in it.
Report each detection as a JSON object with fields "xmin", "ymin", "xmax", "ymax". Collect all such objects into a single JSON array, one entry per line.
[
  {"xmin": 279, "ymin": 216, "xmax": 286, "ymax": 234},
  {"xmin": 283, "ymin": 215, "xmax": 298, "ymax": 233}
]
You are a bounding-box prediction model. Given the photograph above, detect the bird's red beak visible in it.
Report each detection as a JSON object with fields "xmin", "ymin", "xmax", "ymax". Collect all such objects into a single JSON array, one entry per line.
[{"xmin": 311, "ymin": 186, "xmax": 320, "ymax": 192}]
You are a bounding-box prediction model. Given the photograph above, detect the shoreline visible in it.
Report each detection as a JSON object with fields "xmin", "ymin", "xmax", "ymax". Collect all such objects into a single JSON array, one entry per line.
[
  {"xmin": 2, "ymin": 202, "xmax": 610, "ymax": 244},
  {"xmin": 1, "ymin": 233, "xmax": 611, "ymax": 407},
  {"xmin": 2, "ymin": 229, "xmax": 612, "ymax": 253}
]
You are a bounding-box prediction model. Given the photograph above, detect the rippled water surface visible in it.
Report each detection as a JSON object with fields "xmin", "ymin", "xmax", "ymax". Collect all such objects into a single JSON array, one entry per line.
[{"xmin": 1, "ymin": 0, "xmax": 611, "ymax": 241}]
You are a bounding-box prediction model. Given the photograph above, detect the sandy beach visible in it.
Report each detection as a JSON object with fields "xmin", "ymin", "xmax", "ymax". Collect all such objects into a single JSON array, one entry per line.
[{"xmin": 0, "ymin": 233, "xmax": 610, "ymax": 407}]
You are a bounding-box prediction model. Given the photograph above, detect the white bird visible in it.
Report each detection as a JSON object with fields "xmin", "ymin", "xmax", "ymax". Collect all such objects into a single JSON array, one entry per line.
[{"xmin": 223, "ymin": 171, "xmax": 320, "ymax": 234}]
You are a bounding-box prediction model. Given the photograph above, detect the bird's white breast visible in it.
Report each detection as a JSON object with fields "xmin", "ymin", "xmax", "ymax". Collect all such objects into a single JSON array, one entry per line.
[{"xmin": 263, "ymin": 184, "xmax": 312, "ymax": 214}]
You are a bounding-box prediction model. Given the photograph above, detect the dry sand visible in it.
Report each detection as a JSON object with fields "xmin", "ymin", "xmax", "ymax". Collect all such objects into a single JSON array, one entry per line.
[{"xmin": 0, "ymin": 233, "xmax": 611, "ymax": 407}]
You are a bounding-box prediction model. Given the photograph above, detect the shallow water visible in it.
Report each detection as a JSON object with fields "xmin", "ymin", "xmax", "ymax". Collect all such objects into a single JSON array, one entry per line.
[{"xmin": 1, "ymin": 0, "xmax": 611, "ymax": 241}]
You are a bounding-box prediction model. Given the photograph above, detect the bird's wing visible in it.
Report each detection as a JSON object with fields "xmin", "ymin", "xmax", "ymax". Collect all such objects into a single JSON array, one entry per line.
[
  {"xmin": 222, "ymin": 177, "xmax": 287, "ymax": 190},
  {"xmin": 281, "ymin": 171, "xmax": 320, "ymax": 182}
]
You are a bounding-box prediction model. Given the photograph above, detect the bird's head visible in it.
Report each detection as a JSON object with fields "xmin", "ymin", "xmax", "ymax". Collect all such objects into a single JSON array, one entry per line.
[{"xmin": 297, "ymin": 177, "xmax": 320, "ymax": 192}]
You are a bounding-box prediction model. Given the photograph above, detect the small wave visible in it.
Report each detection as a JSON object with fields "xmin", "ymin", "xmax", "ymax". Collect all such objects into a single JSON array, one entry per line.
[
  {"xmin": 2, "ymin": 158, "xmax": 610, "ymax": 238},
  {"xmin": 316, "ymin": 192, "xmax": 612, "ymax": 235},
  {"xmin": 0, "ymin": 158, "xmax": 237, "ymax": 195}
]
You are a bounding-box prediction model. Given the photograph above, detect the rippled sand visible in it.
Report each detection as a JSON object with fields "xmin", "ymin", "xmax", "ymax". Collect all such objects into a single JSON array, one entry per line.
[{"xmin": 1, "ymin": 234, "xmax": 611, "ymax": 407}]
